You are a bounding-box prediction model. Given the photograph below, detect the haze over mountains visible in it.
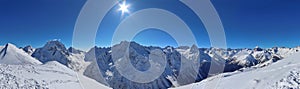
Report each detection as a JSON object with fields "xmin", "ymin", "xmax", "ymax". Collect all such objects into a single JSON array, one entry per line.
[{"xmin": 0, "ymin": 40, "xmax": 299, "ymax": 89}]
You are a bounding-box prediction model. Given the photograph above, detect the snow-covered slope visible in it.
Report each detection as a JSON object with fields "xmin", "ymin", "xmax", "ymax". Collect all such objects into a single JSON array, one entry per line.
[
  {"xmin": 78, "ymin": 61, "xmax": 112, "ymax": 89},
  {"xmin": 0, "ymin": 61, "xmax": 81, "ymax": 89},
  {"xmin": 173, "ymin": 52, "xmax": 300, "ymax": 89},
  {"xmin": 78, "ymin": 72, "xmax": 111, "ymax": 89},
  {"xmin": 0, "ymin": 43, "xmax": 41, "ymax": 65}
]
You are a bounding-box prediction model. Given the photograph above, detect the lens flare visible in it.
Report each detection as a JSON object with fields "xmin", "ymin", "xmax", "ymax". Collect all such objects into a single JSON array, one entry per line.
[{"xmin": 118, "ymin": 1, "xmax": 130, "ymax": 16}]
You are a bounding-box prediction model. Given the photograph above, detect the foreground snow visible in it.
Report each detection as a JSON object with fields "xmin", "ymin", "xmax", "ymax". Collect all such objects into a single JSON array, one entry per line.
[
  {"xmin": 173, "ymin": 52, "xmax": 300, "ymax": 89},
  {"xmin": 78, "ymin": 62, "xmax": 111, "ymax": 89},
  {"xmin": 0, "ymin": 61, "xmax": 81, "ymax": 89},
  {"xmin": 0, "ymin": 61, "xmax": 111, "ymax": 89}
]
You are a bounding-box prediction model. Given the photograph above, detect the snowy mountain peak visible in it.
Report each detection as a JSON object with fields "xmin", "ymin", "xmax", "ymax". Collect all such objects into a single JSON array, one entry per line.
[
  {"xmin": 44, "ymin": 40, "xmax": 67, "ymax": 51},
  {"xmin": 23, "ymin": 45, "xmax": 35, "ymax": 55},
  {"xmin": 1, "ymin": 43, "xmax": 14, "ymax": 57},
  {"xmin": 1, "ymin": 43, "xmax": 22, "ymax": 56},
  {"xmin": 32, "ymin": 40, "xmax": 70, "ymax": 65},
  {"xmin": 190, "ymin": 44, "xmax": 199, "ymax": 53},
  {"xmin": 0, "ymin": 43, "xmax": 42, "ymax": 65},
  {"xmin": 115, "ymin": 41, "xmax": 150, "ymax": 49},
  {"xmin": 32, "ymin": 40, "xmax": 85, "ymax": 71},
  {"xmin": 232, "ymin": 50, "xmax": 258, "ymax": 67},
  {"xmin": 23, "ymin": 45, "xmax": 33, "ymax": 50},
  {"xmin": 3, "ymin": 43, "xmax": 17, "ymax": 50},
  {"xmin": 117, "ymin": 41, "xmax": 130, "ymax": 46},
  {"xmin": 254, "ymin": 46, "xmax": 263, "ymax": 51}
]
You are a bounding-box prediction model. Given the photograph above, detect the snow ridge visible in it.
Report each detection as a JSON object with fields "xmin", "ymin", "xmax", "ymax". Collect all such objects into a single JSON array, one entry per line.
[{"xmin": 0, "ymin": 43, "xmax": 41, "ymax": 65}]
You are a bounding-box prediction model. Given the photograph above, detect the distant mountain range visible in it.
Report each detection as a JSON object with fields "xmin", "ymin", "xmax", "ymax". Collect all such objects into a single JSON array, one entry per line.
[{"xmin": 0, "ymin": 40, "xmax": 299, "ymax": 89}]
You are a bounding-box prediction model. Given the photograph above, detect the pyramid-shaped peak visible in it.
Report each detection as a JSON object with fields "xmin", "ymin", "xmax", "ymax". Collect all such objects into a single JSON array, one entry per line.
[
  {"xmin": 46, "ymin": 40, "xmax": 64, "ymax": 45},
  {"xmin": 44, "ymin": 40, "xmax": 67, "ymax": 50},
  {"xmin": 120, "ymin": 41, "xmax": 130, "ymax": 44},
  {"xmin": 254, "ymin": 46, "xmax": 263, "ymax": 51},
  {"xmin": 23, "ymin": 45, "xmax": 35, "ymax": 55},
  {"xmin": 24, "ymin": 45, "xmax": 33, "ymax": 49},
  {"xmin": 191, "ymin": 44, "xmax": 198, "ymax": 49},
  {"xmin": 190, "ymin": 44, "xmax": 199, "ymax": 52},
  {"xmin": 254, "ymin": 45, "xmax": 263, "ymax": 49},
  {"xmin": 114, "ymin": 41, "xmax": 143, "ymax": 48}
]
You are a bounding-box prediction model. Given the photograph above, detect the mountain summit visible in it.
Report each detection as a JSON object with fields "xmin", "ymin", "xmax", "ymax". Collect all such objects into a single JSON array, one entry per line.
[
  {"xmin": 32, "ymin": 40, "xmax": 84, "ymax": 71},
  {"xmin": 0, "ymin": 43, "xmax": 41, "ymax": 65},
  {"xmin": 32, "ymin": 41, "xmax": 70, "ymax": 65}
]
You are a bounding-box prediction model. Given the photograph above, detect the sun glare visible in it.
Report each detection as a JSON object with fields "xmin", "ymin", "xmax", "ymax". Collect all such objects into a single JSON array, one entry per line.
[{"xmin": 118, "ymin": 1, "xmax": 130, "ymax": 16}]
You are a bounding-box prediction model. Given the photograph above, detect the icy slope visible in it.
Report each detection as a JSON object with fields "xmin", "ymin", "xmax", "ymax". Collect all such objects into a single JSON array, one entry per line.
[
  {"xmin": 0, "ymin": 43, "xmax": 41, "ymax": 65},
  {"xmin": 173, "ymin": 52, "xmax": 300, "ymax": 89}
]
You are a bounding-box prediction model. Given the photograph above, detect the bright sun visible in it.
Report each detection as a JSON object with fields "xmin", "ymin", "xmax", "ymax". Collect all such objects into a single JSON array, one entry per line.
[{"xmin": 118, "ymin": 1, "xmax": 130, "ymax": 16}]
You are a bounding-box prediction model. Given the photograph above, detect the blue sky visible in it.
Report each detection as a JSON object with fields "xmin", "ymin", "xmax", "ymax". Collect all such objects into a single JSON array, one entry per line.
[{"xmin": 1, "ymin": 0, "xmax": 300, "ymax": 49}]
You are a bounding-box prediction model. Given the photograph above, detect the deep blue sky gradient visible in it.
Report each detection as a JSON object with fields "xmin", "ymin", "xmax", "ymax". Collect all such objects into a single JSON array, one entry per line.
[{"xmin": 0, "ymin": 0, "xmax": 300, "ymax": 49}]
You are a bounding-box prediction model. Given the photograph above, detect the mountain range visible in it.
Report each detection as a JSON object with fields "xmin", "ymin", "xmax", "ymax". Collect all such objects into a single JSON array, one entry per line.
[{"xmin": 0, "ymin": 40, "xmax": 299, "ymax": 89}]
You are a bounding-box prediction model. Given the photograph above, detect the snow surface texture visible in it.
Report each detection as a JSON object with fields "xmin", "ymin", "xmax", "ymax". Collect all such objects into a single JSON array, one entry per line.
[
  {"xmin": 0, "ymin": 41, "xmax": 299, "ymax": 89},
  {"xmin": 0, "ymin": 61, "xmax": 81, "ymax": 89}
]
